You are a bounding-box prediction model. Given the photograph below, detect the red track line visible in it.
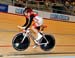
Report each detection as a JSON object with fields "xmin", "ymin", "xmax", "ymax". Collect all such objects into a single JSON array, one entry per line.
[{"xmin": 0, "ymin": 45, "xmax": 12, "ymax": 47}]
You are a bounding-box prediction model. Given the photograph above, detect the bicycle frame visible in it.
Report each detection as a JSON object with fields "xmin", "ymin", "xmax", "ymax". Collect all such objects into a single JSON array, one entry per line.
[{"xmin": 21, "ymin": 28, "xmax": 49, "ymax": 46}]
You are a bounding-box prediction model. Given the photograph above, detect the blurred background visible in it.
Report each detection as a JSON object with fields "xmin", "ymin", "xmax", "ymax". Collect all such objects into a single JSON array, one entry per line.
[{"xmin": 0, "ymin": 0, "xmax": 75, "ymax": 15}]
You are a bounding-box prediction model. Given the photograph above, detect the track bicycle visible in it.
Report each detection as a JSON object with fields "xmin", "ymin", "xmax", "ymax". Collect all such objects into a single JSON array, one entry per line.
[{"xmin": 12, "ymin": 25, "xmax": 55, "ymax": 51}]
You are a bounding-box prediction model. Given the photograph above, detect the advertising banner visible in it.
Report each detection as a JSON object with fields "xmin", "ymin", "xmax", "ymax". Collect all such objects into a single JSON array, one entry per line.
[
  {"xmin": 8, "ymin": 6, "xmax": 15, "ymax": 14},
  {"xmin": 8, "ymin": 5, "xmax": 24, "ymax": 15},
  {"xmin": 0, "ymin": 4, "xmax": 8, "ymax": 12},
  {"xmin": 15, "ymin": 7, "xmax": 24, "ymax": 15},
  {"xmin": 50, "ymin": 13, "xmax": 69, "ymax": 21},
  {"xmin": 8, "ymin": 5, "xmax": 75, "ymax": 22},
  {"xmin": 8, "ymin": 5, "xmax": 50, "ymax": 18}
]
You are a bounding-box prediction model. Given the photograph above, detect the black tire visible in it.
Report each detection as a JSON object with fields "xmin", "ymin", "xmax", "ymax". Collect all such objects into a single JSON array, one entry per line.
[
  {"xmin": 12, "ymin": 33, "xmax": 30, "ymax": 51},
  {"xmin": 40, "ymin": 35, "xmax": 55, "ymax": 51}
]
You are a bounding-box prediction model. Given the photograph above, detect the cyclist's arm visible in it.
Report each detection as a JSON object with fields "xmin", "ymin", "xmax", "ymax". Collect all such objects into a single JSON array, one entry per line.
[
  {"xmin": 22, "ymin": 17, "xmax": 29, "ymax": 27},
  {"xmin": 25, "ymin": 17, "xmax": 33, "ymax": 30}
]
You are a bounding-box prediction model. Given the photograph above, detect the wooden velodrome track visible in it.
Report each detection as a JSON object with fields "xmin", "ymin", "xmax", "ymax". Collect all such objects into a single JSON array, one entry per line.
[{"xmin": 0, "ymin": 12, "xmax": 75, "ymax": 57}]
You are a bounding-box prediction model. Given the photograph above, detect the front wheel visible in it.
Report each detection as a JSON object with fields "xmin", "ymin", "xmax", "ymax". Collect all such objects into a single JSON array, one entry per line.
[
  {"xmin": 12, "ymin": 33, "xmax": 30, "ymax": 51},
  {"xmin": 40, "ymin": 35, "xmax": 55, "ymax": 51}
]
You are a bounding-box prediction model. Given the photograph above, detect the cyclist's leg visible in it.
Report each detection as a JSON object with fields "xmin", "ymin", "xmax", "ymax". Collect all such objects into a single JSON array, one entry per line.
[
  {"xmin": 32, "ymin": 25, "xmax": 42, "ymax": 48},
  {"xmin": 32, "ymin": 23, "xmax": 42, "ymax": 45}
]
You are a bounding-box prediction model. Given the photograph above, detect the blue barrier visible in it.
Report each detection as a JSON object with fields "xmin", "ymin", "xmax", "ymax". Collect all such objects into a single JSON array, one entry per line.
[
  {"xmin": 15, "ymin": 8, "xmax": 24, "ymax": 15},
  {"xmin": 50, "ymin": 13, "xmax": 69, "ymax": 21},
  {"xmin": 0, "ymin": 4, "xmax": 8, "ymax": 12}
]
